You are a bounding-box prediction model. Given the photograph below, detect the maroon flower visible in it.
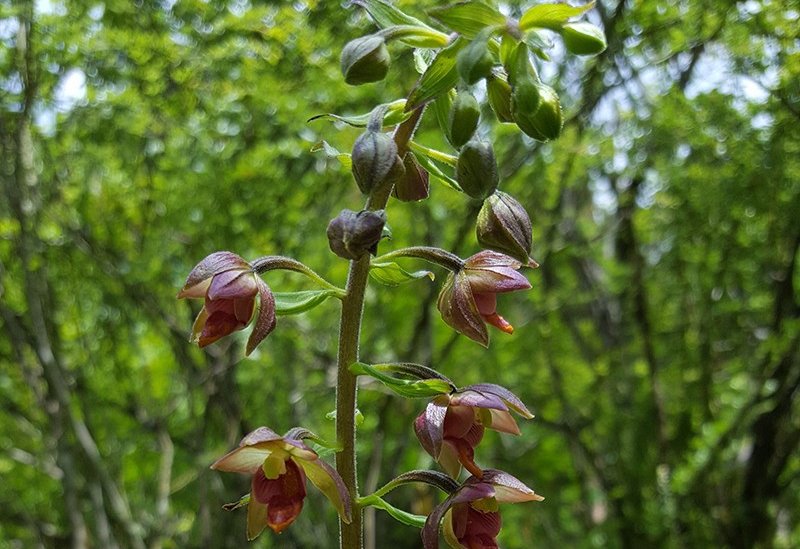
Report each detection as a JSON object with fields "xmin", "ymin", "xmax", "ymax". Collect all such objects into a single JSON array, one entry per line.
[
  {"xmin": 177, "ymin": 251, "xmax": 275, "ymax": 355},
  {"xmin": 437, "ymin": 251, "xmax": 531, "ymax": 346},
  {"xmin": 415, "ymin": 384, "xmax": 533, "ymax": 479},
  {"xmin": 422, "ymin": 469, "xmax": 544, "ymax": 549},
  {"xmin": 211, "ymin": 427, "xmax": 351, "ymax": 540}
]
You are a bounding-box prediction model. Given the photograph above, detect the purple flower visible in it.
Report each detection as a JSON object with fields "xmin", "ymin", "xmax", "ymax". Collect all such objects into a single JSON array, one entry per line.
[
  {"xmin": 437, "ymin": 251, "xmax": 531, "ymax": 346},
  {"xmin": 211, "ymin": 427, "xmax": 351, "ymax": 540},
  {"xmin": 422, "ymin": 470, "xmax": 544, "ymax": 549},
  {"xmin": 415, "ymin": 384, "xmax": 533, "ymax": 479},
  {"xmin": 177, "ymin": 251, "xmax": 275, "ymax": 355}
]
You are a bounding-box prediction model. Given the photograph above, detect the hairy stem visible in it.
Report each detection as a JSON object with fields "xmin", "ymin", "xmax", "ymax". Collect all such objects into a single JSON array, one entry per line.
[{"xmin": 336, "ymin": 106, "xmax": 425, "ymax": 549}]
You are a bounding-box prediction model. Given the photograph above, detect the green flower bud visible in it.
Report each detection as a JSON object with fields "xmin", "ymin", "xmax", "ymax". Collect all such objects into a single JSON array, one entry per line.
[
  {"xmin": 448, "ymin": 90, "xmax": 480, "ymax": 148},
  {"xmin": 477, "ymin": 191, "xmax": 536, "ymax": 265},
  {"xmin": 456, "ymin": 138, "xmax": 499, "ymax": 200},
  {"xmin": 393, "ymin": 152, "xmax": 430, "ymax": 202},
  {"xmin": 327, "ymin": 209, "xmax": 387, "ymax": 260},
  {"xmin": 561, "ymin": 22, "xmax": 607, "ymax": 56},
  {"xmin": 512, "ymin": 82, "xmax": 562, "ymax": 142},
  {"xmin": 486, "ymin": 74, "xmax": 514, "ymax": 123},
  {"xmin": 456, "ymin": 30, "xmax": 495, "ymax": 85},
  {"xmin": 341, "ymin": 34, "xmax": 390, "ymax": 85},
  {"xmin": 351, "ymin": 129, "xmax": 400, "ymax": 195}
]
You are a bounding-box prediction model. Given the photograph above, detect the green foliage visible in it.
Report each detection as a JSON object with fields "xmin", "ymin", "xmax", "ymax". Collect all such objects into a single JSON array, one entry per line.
[{"xmin": 1, "ymin": 0, "xmax": 799, "ymax": 548}]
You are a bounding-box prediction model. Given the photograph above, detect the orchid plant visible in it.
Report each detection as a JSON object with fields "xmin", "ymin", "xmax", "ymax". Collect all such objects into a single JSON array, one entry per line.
[{"xmin": 178, "ymin": 1, "xmax": 605, "ymax": 548}]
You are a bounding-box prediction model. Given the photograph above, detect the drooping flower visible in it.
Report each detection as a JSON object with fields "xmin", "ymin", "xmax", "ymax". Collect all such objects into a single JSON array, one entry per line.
[
  {"xmin": 422, "ymin": 469, "xmax": 544, "ymax": 549},
  {"xmin": 437, "ymin": 251, "xmax": 531, "ymax": 347},
  {"xmin": 415, "ymin": 384, "xmax": 533, "ymax": 479},
  {"xmin": 177, "ymin": 251, "xmax": 275, "ymax": 356},
  {"xmin": 211, "ymin": 427, "xmax": 351, "ymax": 540}
]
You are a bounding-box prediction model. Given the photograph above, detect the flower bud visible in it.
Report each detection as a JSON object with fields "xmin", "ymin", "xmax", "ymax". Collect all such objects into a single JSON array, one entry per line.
[
  {"xmin": 561, "ymin": 22, "xmax": 607, "ymax": 56},
  {"xmin": 512, "ymin": 82, "xmax": 562, "ymax": 142},
  {"xmin": 477, "ymin": 191, "xmax": 534, "ymax": 265},
  {"xmin": 448, "ymin": 90, "xmax": 480, "ymax": 148},
  {"xmin": 456, "ymin": 138, "xmax": 499, "ymax": 200},
  {"xmin": 351, "ymin": 129, "xmax": 400, "ymax": 195},
  {"xmin": 392, "ymin": 152, "xmax": 430, "ymax": 202},
  {"xmin": 486, "ymin": 74, "xmax": 514, "ymax": 123},
  {"xmin": 456, "ymin": 30, "xmax": 494, "ymax": 85},
  {"xmin": 341, "ymin": 34, "xmax": 390, "ymax": 85},
  {"xmin": 327, "ymin": 209, "xmax": 387, "ymax": 260}
]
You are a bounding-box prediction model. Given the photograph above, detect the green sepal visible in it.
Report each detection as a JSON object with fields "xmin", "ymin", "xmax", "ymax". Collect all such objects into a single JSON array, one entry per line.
[
  {"xmin": 308, "ymin": 99, "xmax": 411, "ymax": 128},
  {"xmin": 359, "ymin": 495, "xmax": 427, "ymax": 528},
  {"xmin": 273, "ymin": 290, "xmax": 344, "ymax": 316},
  {"xmin": 351, "ymin": 362, "xmax": 454, "ymax": 398},
  {"xmin": 353, "ymin": 0, "xmax": 448, "ymax": 47},
  {"xmin": 428, "ymin": 1, "xmax": 506, "ymax": 39},
  {"xmin": 369, "ymin": 261, "xmax": 435, "ymax": 286},
  {"xmin": 310, "ymin": 140, "xmax": 352, "ymax": 169},
  {"xmin": 407, "ymin": 39, "xmax": 466, "ymax": 110},
  {"xmin": 519, "ymin": 1, "xmax": 595, "ymax": 31}
]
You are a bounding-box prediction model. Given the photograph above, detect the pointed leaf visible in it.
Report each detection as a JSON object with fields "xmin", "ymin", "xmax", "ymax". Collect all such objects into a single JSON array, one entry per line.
[
  {"xmin": 308, "ymin": 99, "xmax": 411, "ymax": 128},
  {"xmin": 353, "ymin": 0, "xmax": 449, "ymax": 47},
  {"xmin": 310, "ymin": 140, "xmax": 352, "ymax": 169},
  {"xmin": 519, "ymin": 1, "xmax": 595, "ymax": 31},
  {"xmin": 409, "ymin": 146, "xmax": 461, "ymax": 191},
  {"xmin": 407, "ymin": 39, "xmax": 466, "ymax": 110},
  {"xmin": 370, "ymin": 261, "xmax": 435, "ymax": 286},
  {"xmin": 272, "ymin": 290, "xmax": 341, "ymax": 316},
  {"xmin": 429, "ymin": 1, "xmax": 506, "ymax": 39},
  {"xmin": 352, "ymin": 362, "xmax": 454, "ymax": 398}
]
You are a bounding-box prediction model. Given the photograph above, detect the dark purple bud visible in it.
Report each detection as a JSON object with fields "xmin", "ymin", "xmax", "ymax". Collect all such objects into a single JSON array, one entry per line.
[
  {"xmin": 327, "ymin": 209, "xmax": 387, "ymax": 260},
  {"xmin": 392, "ymin": 152, "xmax": 430, "ymax": 202},
  {"xmin": 351, "ymin": 128, "xmax": 400, "ymax": 195},
  {"xmin": 477, "ymin": 191, "xmax": 534, "ymax": 265}
]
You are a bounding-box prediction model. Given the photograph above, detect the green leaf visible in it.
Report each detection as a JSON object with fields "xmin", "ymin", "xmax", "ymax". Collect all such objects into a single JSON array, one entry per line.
[
  {"xmin": 519, "ymin": 1, "xmax": 595, "ymax": 31},
  {"xmin": 310, "ymin": 140, "xmax": 352, "ymax": 168},
  {"xmin": 408, "ymin": 141, "xmax": 461, "ymax": 191},
  {"xmin": 273, "ymin": 290, "xmax": 341, "ymax": 315},
  {"xmin": 407, "ymin": 39, "xmax": 466, "ymax": 110},
  {"xmin": 354, "ymin": 0, "xmax": 449, "ymax": 46},
  {"xmin": 369, "ymin": 261, "xmax": 435, "ymax": 286},
  {"xmin": 429, "ymin": 1, "xmax": 506, "ymax": 39},
  {"xmin": 351, "ymin": 362, "xmax": 454, "ymax": 398},
  {"xmin": 308, "ymin": 99, "xmax": 411, "ymax": 128},
  {"xmin": 360, "ymin": 495, "xmax": 427, "ymax": 528},
  {"xmin": 381, "ymin": 25, "xmax": 450, "ymax": 49}
]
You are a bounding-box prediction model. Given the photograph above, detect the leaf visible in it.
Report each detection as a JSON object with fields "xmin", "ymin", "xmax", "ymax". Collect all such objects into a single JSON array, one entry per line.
[
  {"xmin": 310, "ymin": 140, "xmax": 352, "ymax": 169},
  {"xmin": 308, "ymin": 99, "xmax": 411, "ymax": 128},
  {"xmin": 360, "ymin": 495, "xmax": 427, "ymax": 528},
  {"xmin": 408, "ymin": 142, "xmax": 461, "ymax": 191},
  {"xmin": 407, "ymin": 39, "xmax": 465, "ymax": 110},
  {"xmin": 429, "ymin": 1, "xmax": 506, "ymax": 39},
  {"xmin": 353, "ymin": 0, "xmax": 448, "ymax": 46},
  {"xmin": 351, "ymin": 362, "xmax": 454, "ymax": 398},
  {"xmin": 369, "ymin": 261, "xmax": 435, "ymax": 286},
  {"xmin": 272, "ymin": 290, "xmax": 340, "ymax": 315},
  {"xmin": 519, "ymin": 1, "xmax": 595, "ymax": 31}
]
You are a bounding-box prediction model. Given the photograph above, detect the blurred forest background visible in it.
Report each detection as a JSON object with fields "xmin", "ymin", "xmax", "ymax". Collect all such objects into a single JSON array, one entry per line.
[{"xmin": 1, "ymin": 0, "xmax": 799, "ymax": 548}]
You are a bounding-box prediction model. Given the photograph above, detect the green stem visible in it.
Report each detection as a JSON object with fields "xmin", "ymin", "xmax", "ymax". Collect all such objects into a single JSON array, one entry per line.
[{"xmin": 336, "ymin": 106, "xmax": 425, "ymax": 549}]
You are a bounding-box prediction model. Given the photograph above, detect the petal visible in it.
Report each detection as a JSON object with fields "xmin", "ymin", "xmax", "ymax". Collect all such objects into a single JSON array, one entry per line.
[
  {"xmin": 422, "ymin": 493, "xmax": 458, "ymax": 549},
  {"xmin": 463, "ymin": 384, "xmax": 534, "ymax": 419},
  {"xmin": 481, "ymin": 469, "xmax": 544, "ymax": 503},
  {"xmin": 472, "ymin": 293, "xmax": 497, "ymax": 316},
  {"xmin": 450, "ymin": 390, "xmax": 508, "ymax": 412},
  {"xmin": 283, "ymin": 438, "xmax": 321, "ymax": 463},
  {"xmin": 451, "ymin": 481, "xmax": 496, "ymax": 505},
  {"xmin": 481, "ymin": 312, "xmax": 514, "ymax": 334},
  {"xmin": 464, "ymin": 250, "xmax": 522, "ymax": 269},
  {"xmin": 442, "ymin": 507, "xmax": 468, "ymax": 549},
  {"xmin": 240, "ymin": 427, "xmax": 284, "ymax": 446},
  {"xmin": 179, "ymin": 251, "xmax": 251, "ymax": 297},
  {"xmin": 418, "ymin": 397, "xmax": 449, "ymax": 458},
  {"xmin": 189, "ymin": 307, "xmax": 210, "ymax": 343},
  {"xmin": 207, "ymin": 269, "xmax": 258, "ymax": 300},
  {"xmin": 295, "ymin": 457, "xmax": 352, "ymax": 524},
  {"xmin": 438, "ymin": 441, "xmax": 464, "ymax": 479},
  {"xmin": 267, "ymin": 495, "xmax": 304, "ymax": 533},
  {"xmin": 443, "ymin": 404, "xmax": 476, "ymax": 439},
  {"xmin": 177, "ymin": 278, "xmax": 212, "ymax": 299},
  {"xmin": 246, "ymin": 498, "xmax": 269, "ymax": 541},
  {"xmin": 233, "ymin": 296, "xmax": 257, "ymax": 323},
  {"xmin": 464, "ymin": 506, "xmax": 502, "ymax": 539},
  {"xmin": 211, "ymin": 445, "xmax": 273, "ymax": 474},
  {"xmin": 437, "ymin": 272, "xmax": 489, "ymax": 347},
  {"xmin": 486, "ymin": 409, "xmax": 521, "ymax": 435},
  {"xmin": 246, "ymin": 277, "xmax": 277, "ymax": 356},
  {"xmin": 467, "ymin": 268, "xmax": 531, "ymax": 293},
  {"xmin": 252, "ymin": 458, "xmax": 307, "ymax": 504},
  {"xmin": 198, "ymin": 308, "xmax": 244, "ymax": 347}
]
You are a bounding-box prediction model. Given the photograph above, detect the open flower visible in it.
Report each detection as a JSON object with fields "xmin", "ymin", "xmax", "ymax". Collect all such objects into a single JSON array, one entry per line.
[
  {"xmin": 422, "ymin": 469, "xmax": 544, "ymax": 549},
  {"xmin": 211, "ymin": 427, "xmax": 351, "ymax": 540},
  {"xmin": 177, "ymin": 251, "xmax": 275, "ymax": 355},
  {"xmin": 437, "ymin": 251, "xmax": 531, "ymax": 347},
  {"xmin": 415, "ymin": 384, "xmax": 533, "ymax": 479}
]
